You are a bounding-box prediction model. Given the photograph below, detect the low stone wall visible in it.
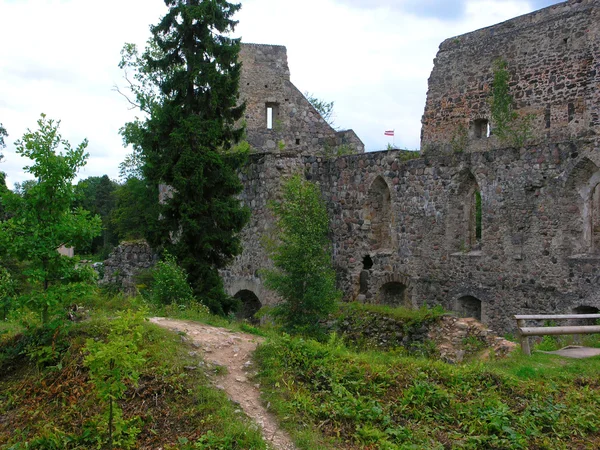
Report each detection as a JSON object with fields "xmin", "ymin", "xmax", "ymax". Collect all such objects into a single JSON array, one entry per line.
[
  {"xmin": 100, "ymin": 240, "xmax": 157, "ymax": 295},
  {"xmin": 334, "ymin": 305, "xmax": 516, "ymax": 363}
]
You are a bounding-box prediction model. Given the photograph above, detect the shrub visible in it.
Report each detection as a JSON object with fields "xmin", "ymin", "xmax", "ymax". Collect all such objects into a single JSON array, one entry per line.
[
  {"xmin": 263, "ymin": 175, "xmax": 340, "ymax": 336},
  {"xmin": 148, "ymin": 252, "xmax": 195, "ymax": 306}
]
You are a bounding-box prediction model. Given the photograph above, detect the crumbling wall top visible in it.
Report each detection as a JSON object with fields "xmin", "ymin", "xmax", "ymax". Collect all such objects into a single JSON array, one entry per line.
[{"xmin": 421, "ymin": 0, "xmax": 599, "ymax": 155}]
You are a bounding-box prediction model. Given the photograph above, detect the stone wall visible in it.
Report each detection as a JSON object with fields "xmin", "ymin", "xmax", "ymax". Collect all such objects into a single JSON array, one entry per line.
[
  {"xmin": 221, "ymin": 5, "xmax": 600, "ymax": 334},
  {"xmin": 421, "ymin": 0, "xmax": 600, "ymax": 155},
  {"xmin": 225, "ymin": 136, "xmax": 600, "ymax": 333},
  {"xmin": 100, "ymin": 240, "xmax": 156, "ymax": 294},
  {"xmin": 239, "ymin": 44, "xmax": 364, "ymax": 155}
]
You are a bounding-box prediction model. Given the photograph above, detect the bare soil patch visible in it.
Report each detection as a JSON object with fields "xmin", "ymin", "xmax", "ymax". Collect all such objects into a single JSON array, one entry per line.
[{"xmin": 149, "ymin": 318, "xmax": 296, "ymax": 450}]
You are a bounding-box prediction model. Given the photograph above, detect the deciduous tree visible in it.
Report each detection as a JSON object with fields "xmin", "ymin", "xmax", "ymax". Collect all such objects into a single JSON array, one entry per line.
[
  {"xmin": 119, "ymin": 0, "xmax": 249, "ymax": 314},
  {"xmin": 0, "ymin": 114, "xmax": 101, "ymax": 323},
  {"xmin": 263, "ymin": 175, "xmax": 340, "ymax": 335}
]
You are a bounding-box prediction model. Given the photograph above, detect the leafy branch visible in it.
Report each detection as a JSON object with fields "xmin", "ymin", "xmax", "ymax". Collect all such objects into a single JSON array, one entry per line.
[{"xmin": 490, "ymin": 59, "xmax": 533, "ymax": 148}]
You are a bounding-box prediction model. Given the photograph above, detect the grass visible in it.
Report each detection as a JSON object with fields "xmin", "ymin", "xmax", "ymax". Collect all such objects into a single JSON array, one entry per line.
[
  {"xmin": 4, "ymin": 291, "xmax": 600, "ymax": 450},
  {"xmin": 338, "ymin": 302, "xmax": 446, "ymax": 324},
  {"xmin": 0, "ymin": 307, "xmax": 267, "ymax": 449},
  {"xmin": 254, "ymin": 333, "xmax": 600, "ymax": 450}
]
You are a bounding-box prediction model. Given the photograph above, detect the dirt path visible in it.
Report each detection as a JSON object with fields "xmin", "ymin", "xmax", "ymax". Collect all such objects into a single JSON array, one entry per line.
[{"xmin": 149, "ymin": 317, "xmax": 296, "ymax": 450}]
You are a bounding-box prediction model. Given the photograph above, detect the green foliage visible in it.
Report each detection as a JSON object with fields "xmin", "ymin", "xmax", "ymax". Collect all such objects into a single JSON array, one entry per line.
[
  {"xmin": 118, "ymin": 148, "xmax": 144, "ymax": 181},
  {"xmin": 490, "ymin": 59, "xmax": 534, "ymax": 148},
  {"xmin": 256, "ymin": 333, "xmax": 600, "ymax": 449},
  {"xmin": 0, "ymin": 122, "xmax": 6, "ymax": 160},
  {"xmin": 304, "ymin": 92, "xmax": 335, "ymax": 126},
  {"xmin": 451, "ymin": 123, "xmax": 468, "ymax": 153},
  {"xmin": 0, "ymin": 304, "xmax": 267, "ymax": 448},
  {"xmin": 320, "ymin": 143, "xmax": 358, "ymax": 160},
  {"xmin": 84, "ymin": 310, "xmax": 147, "ymax": 449},
  {"xmin": 111, "ymin": 177, "xmax": 160, "ymax": 242},
  {"xmin": 263, "ymin": 175, "xmax": 339, "ymax": 335},
  {"xmin": 0, "ymin": 266, "xmax": 15, "ymax": 321},
  {"xmin": 0, "ymin": 114, "xmax": 102, "ymax": 324},
  {"xmin": 75, "ymin": 175, "xmax": 119, "ymax": 256},
  {"xmin": 119, "ymin": 0, "xmax": 250, "ymax": 315},
  {"xmin": 340, "ymin": 302, "xmax": 445, "ymax": 326},
  {"xmin": 148, "ymin": 252, "xmax": 195, "ymax": 306},
  {"xmin": 475, "ymin": 190, "xmax": 482, "ymax": 240}
]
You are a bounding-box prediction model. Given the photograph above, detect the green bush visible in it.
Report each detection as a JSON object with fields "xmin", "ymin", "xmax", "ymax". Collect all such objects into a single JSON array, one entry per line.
[
  {"xmin": 263, "ymin": 175, "xmax": 340, "ymax": 336},
  {"xmin": 148, "ymin": 252, "xmax": 195, "ymax": 306}
]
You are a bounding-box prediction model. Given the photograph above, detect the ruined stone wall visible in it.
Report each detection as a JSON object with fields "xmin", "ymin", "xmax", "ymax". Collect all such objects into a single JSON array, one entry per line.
[
  {"xmin": 225, "ymin": 136, "xmax": 600, "ymax": 333},
  {"xmin": 421, "ymin": 0, "xmax": 600, "ymax": 155},
  {"xmin": 239, "ymin": 44, "xmax": 364, "ymax": 155},
  {"xmin": 223, "ymin": 6, "xmax": 600, "ymax": 334},
  {"xmin": 101, "ymin": 240, "xmax": 156, "ymax": 295},
  {"xmin": 301, "ymin": 138, "xmax": 600, "ymax": 333},
  {"xmin": 221, "ymin": 151, "xmax": 306, "ymax": 307}
]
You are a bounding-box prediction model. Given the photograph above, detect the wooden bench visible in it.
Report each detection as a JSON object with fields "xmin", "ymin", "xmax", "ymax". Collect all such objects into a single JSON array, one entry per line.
[{"xmin": 514, "ymin": 314, "xmax": 600, "ymax": 356}]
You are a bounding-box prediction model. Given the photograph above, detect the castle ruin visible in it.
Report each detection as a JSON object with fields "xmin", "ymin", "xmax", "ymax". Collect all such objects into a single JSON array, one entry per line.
[{"xmin": 222, "ymin": 0, "xmax": 600, "ymax": 332}]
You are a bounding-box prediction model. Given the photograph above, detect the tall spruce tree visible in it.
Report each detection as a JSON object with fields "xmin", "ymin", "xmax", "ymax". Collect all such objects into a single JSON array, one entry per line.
[{"xmin": 120, "ymin": 0, "xmax": 249, "ymax": 314}]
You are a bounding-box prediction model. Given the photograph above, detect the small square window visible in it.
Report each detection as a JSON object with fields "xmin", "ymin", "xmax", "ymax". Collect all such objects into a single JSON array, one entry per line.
[
  {"xmin": 471, "ymin": 119, "xmax": 490, "ymax": 139},
  {"xmin": 296, "ymin": 138, "xmax": 301, "ymax": 145}
]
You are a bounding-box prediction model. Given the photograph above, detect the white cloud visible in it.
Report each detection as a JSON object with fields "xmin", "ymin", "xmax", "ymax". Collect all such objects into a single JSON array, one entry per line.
[{"xmin": 0, "ymin": 0, "xmax": 561, "ymax": 188}]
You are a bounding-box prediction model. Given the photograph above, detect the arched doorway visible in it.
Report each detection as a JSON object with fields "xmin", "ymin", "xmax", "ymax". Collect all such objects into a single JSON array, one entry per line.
[
  {"xmin": 379, "ymin": 282, "xmax": 408, "ymax": 307},
  {"xmin": 234, "ymin": 290, "xmax": 262, "ymax": 322},
  {"xmin": 572, "ymin": 305, "xmax": 600, "ymax": 326},
  {"xmin": 456, "ymin": 296, "xmax": 482, "ymax": 321}
]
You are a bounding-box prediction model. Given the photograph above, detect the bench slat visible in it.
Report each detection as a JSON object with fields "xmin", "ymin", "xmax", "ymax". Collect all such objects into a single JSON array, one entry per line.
[
  {"xmin": 519, "ymin": 325, "xmax": 600, "ymax": 337},
  {"xmin": 514, "ymin": 314, "xmax": 600, "ymax": 320}
]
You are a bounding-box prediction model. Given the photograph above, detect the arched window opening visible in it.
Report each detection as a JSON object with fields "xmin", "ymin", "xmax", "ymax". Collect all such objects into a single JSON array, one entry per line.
[
  {"xmin": 456, "ymin": 296, "xmax": 482, "ymax": 321},
  {"xmin": 566, "ymin": 158, "xmax": 600, "ymax": 255},
  {"xmin": 378, "ymin": 282, "xmax": 407, "ymax": 307},
  {"xmin": 451, "ymin": 171, "xmax": 482, "ymax": 252},
  {"xmin": 362, "ymin": 255, "xmax": 373, "ymax": 270},
  {"xmin": 366, "ymin": 177, "xmax": 393, "ymax": 251},
  {"xmin": 473, "ymin": 190, "xmax": 482, "ymax": 243},
  {"xmin": 234, "ymin": 290, "xmax": 262, "ymax": 323},
  {"xmin": 571, "ymin": 305, "xmax": 600, "ymax": 326}
]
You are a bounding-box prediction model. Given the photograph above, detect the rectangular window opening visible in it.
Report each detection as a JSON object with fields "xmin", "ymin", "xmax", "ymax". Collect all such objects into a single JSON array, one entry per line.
[
  {"xmin": 267, "ymin": 107, "xmax": 273, "ymax": 129},
  {"xmin": 471, "ymin": 119, "xmax": 490, "ymax": 139},
  {"xmin": 266, "ymin": 102, "xmax": 279, "ymax": 130}
]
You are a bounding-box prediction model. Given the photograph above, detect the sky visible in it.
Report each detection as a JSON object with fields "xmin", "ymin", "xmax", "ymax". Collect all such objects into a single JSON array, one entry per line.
[{"xmin": 0, "ymin": 0, "xmax": 563, "ymax": 188}]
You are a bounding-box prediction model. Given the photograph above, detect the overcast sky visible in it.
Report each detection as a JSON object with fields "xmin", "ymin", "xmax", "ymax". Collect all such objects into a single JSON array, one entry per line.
[{"xmin": 0, "ymin": 0, "xmax": 563, "ymax": 188}]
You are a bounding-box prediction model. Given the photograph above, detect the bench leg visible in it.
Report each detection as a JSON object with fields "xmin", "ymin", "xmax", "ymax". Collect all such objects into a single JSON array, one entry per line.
[
  {"xmin": 517, "ymin": 319, "xmax": 531, "ymax": 356},
  {"xmin": 520, "ymin": 335, "xmax": 531, "ymax": 356}
]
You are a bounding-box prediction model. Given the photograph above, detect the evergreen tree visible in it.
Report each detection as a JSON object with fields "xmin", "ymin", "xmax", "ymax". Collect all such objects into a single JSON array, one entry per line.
[
  {"xmin": 76, "ymin": 175, "xmax": 119, "ymax": 256},
  {"xmin": 120, "ymin": 0, "xmax": 249, "ymax": 314}
]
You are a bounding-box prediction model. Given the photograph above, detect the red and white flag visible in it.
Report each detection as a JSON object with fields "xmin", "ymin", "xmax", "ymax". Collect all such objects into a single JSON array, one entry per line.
[{"xmin": 384, "ymin": 130, "xmax": 394, "ymax": 136}]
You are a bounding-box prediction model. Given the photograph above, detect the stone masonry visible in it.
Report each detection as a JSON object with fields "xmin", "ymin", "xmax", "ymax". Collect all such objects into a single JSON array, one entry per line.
[
  {"xmin": 421, "ymin": 0, "xmax": 599, "ymax": 155},
  {"xmin": 221, "ymin": 1, "xmax": 600, "ymax": 333},
  {"xmin": 101, "ymin": 240, "xmax": 156, "ymax": 295}
]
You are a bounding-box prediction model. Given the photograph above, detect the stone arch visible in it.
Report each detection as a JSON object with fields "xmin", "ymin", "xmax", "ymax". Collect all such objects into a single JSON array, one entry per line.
[
  {"xmin": 455, "ymin": 295, "xmax": 482, "ymax": 321},
  {"xmin": 374, "ymin": 272, "xmax": 412, "ymax": 307},
  {"xmin": 365, "ymin": 176, "xmax": 393, "ymax": 251},
  {"xmin": 234, "ymin": 289, "xmax": 262, "ymax": 322},
  {"xmin": 571, "ymin": 305, "xmax": 600, "ymax": 326},
  {"xmin": 449, "ymin": 170, "xmax": 482, "ymax": 251},
  {"xmin": 379, "ymin": 282, "xmax": 408, "ymax": 306},
  {"xmin": 565, "ymin": 158, "xmax": 600, "ymax": 253}
]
